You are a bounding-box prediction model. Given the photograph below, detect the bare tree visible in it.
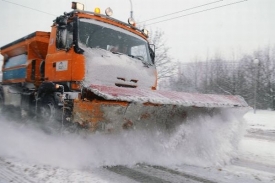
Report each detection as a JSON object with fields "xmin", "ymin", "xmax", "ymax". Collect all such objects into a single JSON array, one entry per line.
[
  {"xmin": 148, "ymin": 29, "xmax": 176, "ymax": 81},
  {"xmin": 169, "ymin": 45, "xmax": 275, "ymax": 110}
]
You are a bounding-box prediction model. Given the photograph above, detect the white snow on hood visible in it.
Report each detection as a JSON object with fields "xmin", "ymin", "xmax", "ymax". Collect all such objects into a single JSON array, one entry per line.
[{"xmin": 82, "ymin": 46, "xmax": 156, "ymax": 89}]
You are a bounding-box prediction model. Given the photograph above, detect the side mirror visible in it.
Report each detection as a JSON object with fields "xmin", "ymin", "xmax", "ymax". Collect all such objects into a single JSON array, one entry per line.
[
  {"xmin": 56, "ymin": 15, "xmax": 68, "ymax": 27},
  {"xmin": 56, "ymin": 21, "xmax": 73, "ymax": 51},
  {"xmin": 149, "ymin": 44, "xmax": 155, "ymax": 64},
  {"xmin": 56, "ymin": 28, "xmax": 68, "ymax": 49}
]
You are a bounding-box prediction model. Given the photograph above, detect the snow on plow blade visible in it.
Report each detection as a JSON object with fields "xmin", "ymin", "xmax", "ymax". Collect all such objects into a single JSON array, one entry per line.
[
  {"xmin": 73, "ymin": 84, "xmax": 249, "ymax": 132},
  {"xmin": 90, "ymin": 85, "xmax": 248, "ymax": 108}
]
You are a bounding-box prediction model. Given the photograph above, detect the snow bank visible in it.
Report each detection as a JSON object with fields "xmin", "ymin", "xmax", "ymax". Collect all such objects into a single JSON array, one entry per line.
[
  {"xmin": 244, "ymin": 110, "xmax": 275, "ymax": 131},
  {"xmin": 240, "ymin": 110, "xmax": 275, "ymax": 165}
]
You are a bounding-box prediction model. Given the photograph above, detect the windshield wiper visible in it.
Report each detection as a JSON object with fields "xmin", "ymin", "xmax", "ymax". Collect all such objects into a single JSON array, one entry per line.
[
  {"xmin": 128, "ymin": 54, "xmax": 151, "ymax": 67},
  {"xmin": 111, "ymin": 51, "xmax": 123, "ymax": 55},
  {"xmin": 127, "ymin": 54, "xmax": 143, "ymax": 61}
]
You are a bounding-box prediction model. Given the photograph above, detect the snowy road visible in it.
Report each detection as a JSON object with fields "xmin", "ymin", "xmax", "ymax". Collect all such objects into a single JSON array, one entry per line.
[
  {"xmin": 1, "ymin": 157, "xmax": 275, "ymax": 183},
  {"xmin": 246, "ymin": 129, "xmax": 275, "ymax": 142},
  {"xmin": 0, "ymin": 158, "xmax": 218, "ymax": 183},
  {"xmin": 0, "ymin": 110, "xmax": 275, "ymax": 183},
  {"xmin": 105, "ymin": 164, "xmax": 217, "ymax": 183}
]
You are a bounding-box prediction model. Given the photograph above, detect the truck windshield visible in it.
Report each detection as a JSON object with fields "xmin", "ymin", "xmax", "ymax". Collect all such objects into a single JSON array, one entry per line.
[{"xmin": 78, "ymin": 18, "xmax": 152, "ymax": 64}]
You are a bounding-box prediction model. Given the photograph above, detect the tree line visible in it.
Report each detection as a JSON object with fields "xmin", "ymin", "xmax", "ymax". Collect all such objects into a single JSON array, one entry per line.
[
  {"xmin": 165, "ymin": 46, "xmax": 275, "ymax": 110},
  {"xmin": 148, "ymin": 29, "xmax": 275, "ymax": 110}
]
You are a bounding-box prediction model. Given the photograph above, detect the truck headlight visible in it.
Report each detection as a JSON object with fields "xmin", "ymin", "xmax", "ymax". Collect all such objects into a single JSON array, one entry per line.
[
  {"xmin": 71, "ymin": 2, "xmax": 84, "ymax": 11},
  {"xmin": 94, "ymin": 7, "xmax": 101, "ymax": 14},
  {"xmin": 105, "ymin": 7, "xmax": 113, "ymax": 16},
  {"xmin": 142, "ymin": 29, "xmax": 149, "ymax": 36},
  {"xmin": 128, "ymin": 17, "xmax": 135, "ymax": 26}
]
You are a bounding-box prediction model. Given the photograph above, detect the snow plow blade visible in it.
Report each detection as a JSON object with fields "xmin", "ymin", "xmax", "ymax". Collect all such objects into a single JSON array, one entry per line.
[{"xmin": 72, "ymin": 84, "xmax": 249, "ymax": 132}]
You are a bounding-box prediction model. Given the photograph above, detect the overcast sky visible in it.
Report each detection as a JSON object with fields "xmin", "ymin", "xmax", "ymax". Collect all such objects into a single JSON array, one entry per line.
[{"xmin": 0, "ymin": 0, "xmax": 274, "ymax": 63}]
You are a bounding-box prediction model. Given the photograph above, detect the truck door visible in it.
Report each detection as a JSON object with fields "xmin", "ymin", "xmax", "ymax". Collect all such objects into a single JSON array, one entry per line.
[{"xmin": 45, "ymin": 21, "xmax": 73, "ymax": 82}]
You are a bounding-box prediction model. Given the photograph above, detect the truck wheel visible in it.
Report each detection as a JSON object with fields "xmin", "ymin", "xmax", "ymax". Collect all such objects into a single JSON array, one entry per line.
[
  {"xmin": 0, "ymin": 94, "xmax": 3, "ymax": 113},
  {"xmin": 0, "ymin": 87, "xmax": 4, "ymax": 113},
  {"xmin": 38, "ymin": 96, "xmax": 56, "ymax": 123}
]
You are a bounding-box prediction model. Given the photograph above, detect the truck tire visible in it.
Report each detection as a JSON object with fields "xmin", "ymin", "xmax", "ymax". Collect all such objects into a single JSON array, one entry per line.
[
  {"xmin": 37, "ymin": 95, "xmax": 56, "ymax": 123},
  {"xmin": 0, "ymin": 88, "xmax": 3, "ymax": 113}
]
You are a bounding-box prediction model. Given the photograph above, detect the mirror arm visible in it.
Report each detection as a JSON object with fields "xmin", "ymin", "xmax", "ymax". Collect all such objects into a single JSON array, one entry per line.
[{"xmin": 72, "ymin": 16, "xmax": 84, "ymax": 54}]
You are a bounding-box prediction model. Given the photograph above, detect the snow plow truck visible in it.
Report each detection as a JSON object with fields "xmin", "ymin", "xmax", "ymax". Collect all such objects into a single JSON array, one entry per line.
[{"xmin": 0, "ymin": 2, "xmax": 249, "ymax": 132}]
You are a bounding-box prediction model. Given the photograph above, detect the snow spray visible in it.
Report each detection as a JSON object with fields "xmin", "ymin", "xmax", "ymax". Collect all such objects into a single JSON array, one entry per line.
[{"xmin": 0, "ymin": 108, "xmax": 247, "ymax": 169}]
